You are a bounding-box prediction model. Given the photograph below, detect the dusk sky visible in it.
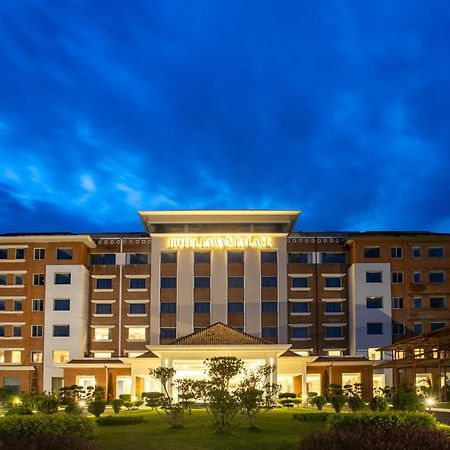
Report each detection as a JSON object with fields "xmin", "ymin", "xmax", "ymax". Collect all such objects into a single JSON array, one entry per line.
[{"xmin": 1, "ymin": 1, "xmax": 450, "ymax": 233}]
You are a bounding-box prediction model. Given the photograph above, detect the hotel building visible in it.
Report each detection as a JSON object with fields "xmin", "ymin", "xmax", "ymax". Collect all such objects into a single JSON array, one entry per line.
[{"xmin": 0, "ymin": 210, "xmax": 449, "ymax": 400}]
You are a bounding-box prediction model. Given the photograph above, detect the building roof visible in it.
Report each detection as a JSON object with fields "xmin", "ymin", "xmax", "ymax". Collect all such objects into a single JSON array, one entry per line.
[
  {"xmin": 66, "ymin": 358, "xmax": 125, "ymax": 365},
  {"xmin": 167, "ymin": 322, "xmax": 273, "ymax": 346},
  {"xmin": 136, "ymin": 350, "xmax": 159, "ymax": 359},
  {"xmin": 279, "ymin": 349, "xmax": 303, "ymax": 358}
]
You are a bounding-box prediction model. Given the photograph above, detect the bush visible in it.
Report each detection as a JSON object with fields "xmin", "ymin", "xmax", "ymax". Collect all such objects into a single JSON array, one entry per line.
[
  {"xmin": 392, "ymin": 388, "xmax": 423, "ymax": 411},
  {"xmin": 0, "ymin": 414, "xmax": 97, "ymax": 438},
  {"xmin": 330, "ymin": 394, "xmax": 346, "ymax": 413},
  {"xmin": 111, "ymin": 399, "xmax": 122, "ymax": 414},
  {"xmin": 4, "ymin": 406, "xmax": 33, "ymax": 416},
  {"xmin": 370, "ymin": 395, "xmax": 388, "ymax": 411},
  {"xmin": 65, "ymin": 401, "xmax": 83, "ymax": 415},
  {"xmin": 327, "ymin": 411, "xmax": 437, "ymax": 429},
  {"xmin": 142, "ymin": 392, "xmax": 164, "ymax": 408},
  {"xmin": 279, "ymin": 392, "xmax": 296, "ymax": 399},
  {"xmin": 299, "ymin": 425, "xmax": 450, "ymax": 450},
  {"xmin": 310, "ymin": 395, "xmax": 327, "ymax": 411},
  {"xmin": 348, "ymin": 395, "xmax": 365, "ymax": 412},
  {"xmin": 0, "ymin": 434, "xmax": 101, "ymax": 450},
  {"xmin": 279, "ymin": 398, "xmax": 295, "ymax": 408},
  {"xmin": 293, "ymin": 411, "xmax": 334, "ymax": 422},
  {"xmin": 133, "ymin": 400, "xmax": 144, "ymax": 408},
  {"xmin": 96, "ymin": 415, "xmax": 146, "ymax": 426},
  {"xmin": 119, "ymin": 394, "xmax": 131, "ymax": 402},
  {"xmin": 87, "ymin": 400, "xmax": 106, "ymax": 417},
  {"xmin": 36, "ymin": 396, "xmax": 59, "ymax": 414}
]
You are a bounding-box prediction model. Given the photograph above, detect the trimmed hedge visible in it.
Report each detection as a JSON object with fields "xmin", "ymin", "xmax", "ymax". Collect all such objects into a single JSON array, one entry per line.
[
  {"xmin": 293, "ymin": 412, "xmax": 335, "ymax": 422},
  {"xmin": 0, "ymin": 414, "xmax": 97, "ymax": 438},
  {"xmin": 327, "ymin": 411, "xmax": 437, "ymax": 429},
  {"xmin": 0, "ymin": 433, "xmax": 101, "ymax": 450},
  {"xmin": 299, "ymin": 425, "xmax": 450, "ymax": 450},
  {"xmin": 96, "ymin": 414, "xmax": 146, "ymax": 426}
]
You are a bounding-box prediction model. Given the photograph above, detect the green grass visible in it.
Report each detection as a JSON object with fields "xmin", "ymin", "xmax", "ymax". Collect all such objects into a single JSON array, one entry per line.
[
  {"xmin": 96, "ymin": 408, "xmax": 324, "ymax": 450},
  {"xmin": 437, "ymin": 402, "xmax": 450, "ymax": 409}
]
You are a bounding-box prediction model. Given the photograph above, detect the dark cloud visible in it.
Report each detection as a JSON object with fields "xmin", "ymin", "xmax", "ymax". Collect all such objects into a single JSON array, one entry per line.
[{"xmin": 0, "ymin": 0, "xmax": 449, "ymax": 233}]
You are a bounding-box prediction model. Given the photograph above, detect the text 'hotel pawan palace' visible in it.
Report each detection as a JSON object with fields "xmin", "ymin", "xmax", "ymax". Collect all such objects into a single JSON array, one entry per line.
[{"xmin": 1, "ymin": 210, "xmax": 449, "ymax": 400}]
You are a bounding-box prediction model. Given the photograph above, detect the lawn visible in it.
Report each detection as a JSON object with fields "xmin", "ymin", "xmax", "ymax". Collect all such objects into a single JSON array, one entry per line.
[{"xmin": 96, "ymin": 408, "xmax": 324, "ymax": 450}]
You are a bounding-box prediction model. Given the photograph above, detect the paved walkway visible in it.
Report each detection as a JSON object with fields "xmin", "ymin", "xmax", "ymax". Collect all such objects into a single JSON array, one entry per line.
[{"xmin": 432, "ymin": 408, "xmax": 450, "ymax": 424}]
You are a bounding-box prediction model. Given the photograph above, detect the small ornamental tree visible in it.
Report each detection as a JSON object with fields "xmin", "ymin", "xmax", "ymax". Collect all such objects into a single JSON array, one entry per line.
[
  {"xmin": 175, "ymin": 378, "xmax": 196, "ymax": 413},
  {"xmin": 311, "ymin": 395, "xmax": 327, "ymax": 411},
  {"xmin": 87, "ymin": 399, "xmax": 106, "ymax": 417}
]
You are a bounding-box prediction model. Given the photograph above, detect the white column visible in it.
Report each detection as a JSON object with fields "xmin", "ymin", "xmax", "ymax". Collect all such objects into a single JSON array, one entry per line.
[
  {"xmin": 211, "ymin": 249, "xmax": 227, "ymax": 324},
  {"xmin": 177, "ymin": 250, "xmax": 194, "ymax": 337},
  {"xmin": 150, "ymin": 237, "xmax": 163, "ymax": 344},
  {"xmin": 244, "ymin": 249, "xmax": 261, "ymax": 336}
]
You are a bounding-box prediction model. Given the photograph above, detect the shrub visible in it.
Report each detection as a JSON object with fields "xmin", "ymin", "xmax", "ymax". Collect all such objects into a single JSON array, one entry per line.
[
  {"xmin": 111, "ymin": 399, "xmax": 122, "ymax": 414},
  {"xmin": 347, "ymin": 395, "xmax": 365, "ymax": 412},
  {"xmin": 133, "ymin": 400, "xmax": 144, "ymax": 408},
  {"xmin": 327, "ymin": 411, "xmax": 437, "ymax": 429},
  {"xmin": 0, "ymin": 414, "xmax": 97, "ymax": 438},
  {"xmin": 279, "ymin": 392, "xmax": 296, "ymax": 399},
  {"xmin": 123, "ymin": 401, "xmax": 134, "ymax": 410},
  {"xmin": 392, "ymin": 388, "xmax": 423, "ymax": 411},
  {"xmin": 330, "ymin": 394, "xmax": 346, "ymax": 413},
  {"xmin": 65, "ymin": 401, "xmax": 83, "ymax": 415},
  {"xmin": 87, "ymin": 400, "xmax": 106, "ymax": 417},
  {"xmin": 36, "ymin": 396, "xmax": 59, "ymax": 414},
  {"xmin": 119, "ymin": 394, "xmax": 131, "ymax": 402},
  {"xmin": 310, "ymin": 395, "xmax": 327, "ymax": 411},
  {"xmin": 299, "ymin": 425, "xmax": 450, "ymax": 450},
  {"xmin": 142, "ymin": 392, "xmax": 164, "ymax": 408},
  {"xmin": 0, "ymin": 434, "xmax": 101, "ymax": 450},
  {"xmin": 293, "ymin": 411, "xmax": 334, "ymax": 422},
  {"xmin": 369, "ymin": 395, "xmax": 388, "ymax": 411},
  {"xmin": 96, "ymin": 415, "xmax": 146, "ymax": 426},
  {"xmin": 4, "ymin": 406, "xmax": 33, "ymax": 416},
  {"xmin": 279, "ymin": 398, "xmax": 295, "ymax": 408}
]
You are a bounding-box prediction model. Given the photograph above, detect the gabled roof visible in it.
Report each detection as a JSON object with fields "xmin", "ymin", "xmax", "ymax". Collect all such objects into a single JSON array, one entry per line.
[
  {"xmin": 136, "ymin": 350, "xmax": 159, "ymax": 358},
  {"xmin": 279, "ymin": 349, "xmax": 303, "ymax": 358},
  {"xmin": 167, "ymin": 322, "xmax": 272, "ymax": 346}
]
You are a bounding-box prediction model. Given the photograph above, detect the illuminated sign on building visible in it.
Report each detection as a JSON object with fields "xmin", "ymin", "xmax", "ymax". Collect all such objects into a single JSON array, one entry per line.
[{"xmin": 167, "ymin": 236, "xmax": 273, "ymax": 250}]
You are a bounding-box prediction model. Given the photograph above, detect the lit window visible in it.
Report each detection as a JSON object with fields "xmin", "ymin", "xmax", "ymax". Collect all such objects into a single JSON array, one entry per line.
[
  {"xmin": 366, "ymin": 297, "xmax": 383, "ymax": 309},
  {"xmin": 94, "ymin": 328, "xmax": 112, "ymax": 341},
  {"xmin": 368, "ymin": 348, "xmax": 382, "ymax": 360},
  {"xmin": 94, "ymin": 352, "xmax": 112, "ymax": 358},
  {"xmin": 77, "ymin": 376, "xmax": 96, "ymax": 389},
  {"xmin": 56, "ymin": 248, "xmax": 73, "ymax": 260},
  {"xmin": 53, "ymin": 325, "xmax": 69, "ymax": 337},
  {"xmin": 342, "ymin": 373, "xmax": 361, "ymax": 386},
  {"xmin": 31, "ymin": 351, "xmax": 43, "ymax": 363},
  {"xmin": 11, "ymin": 350, "xmax": 22, "ymax": 363},
  {"xmin": 52, "ymin": 350, "xmax": 69, "ymax": 364},
  {"xmin": 54, "ymin": 273, "xmax": 71, "ymax": 285},
  {"xmin": 327, "ymin": 350, "xmax": 342, "ymax": 357},
  {"xmin": 364, "ymin": 247, "xmax": 381, "ymax": 258},
  {"xmin": 128, "ymin": 327, "xmax": 146, "ymax": 341}
]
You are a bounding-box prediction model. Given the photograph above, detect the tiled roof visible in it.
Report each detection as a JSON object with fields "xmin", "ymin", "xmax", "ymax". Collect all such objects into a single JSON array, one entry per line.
[
  {"xmin": 66, "ymin": 358, "xmax": 124, "ymax": 365},
  {"xmin": 167, "ymin": 322, "xmax": 272, "ymax": 345},
  {"xmin": 312, "ymin": 356, "xmax": 369, "ymax": 363}
]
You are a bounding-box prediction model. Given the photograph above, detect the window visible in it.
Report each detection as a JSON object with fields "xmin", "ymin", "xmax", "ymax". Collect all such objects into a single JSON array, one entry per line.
[
  {"xmin": 53, "ymin": 325, "xmax": 70, "ymax": 337},
  {"xmin": 412, "ymin": 271, "xmax": 422, "ymax": 284},
  {"xmin": 194, "ymin": 302, "xmax": 210, "ymax": 313},
  {"xmin": 32, "ymin": 299, "xmax": 44, "ymax": 312},
  {"xmin": 0, "ymin": 325, "xmax": 4, "ymax": 337},
  {"xmin": 128, "ymin": 253, "xmax": 149, "ymax": 264},
  {"xmin": 325, "ymin": 302, "xmax": 343, "ymax": 313},
  {"xmin": 325, "ymin": 326, "xmax": 343, "ymax": 338},
  {"xmin": 392, "ymin": 297, "xmax": 404, "ymax": 309},
  {"xmin": 428, "ymin": 247, "xmax": 444, "ymax": 258},
  {"xmin": 4, "ymin": 377, "xmax": 20, "ymax": 393},
  {"xmin": 31, "ymin": 351, "xmax": 43, "ymax": 363},
  {"xmin": 413, "ymin": 297, "xmax": 423, "ymax": 309},
  {"xmin": 430, "ymin": 297, "xmax": 446, "ymax": 309},
  {"xmin": 261, "ymin": 276, "xmax": 277, "ymax": 288},
  {"xmin": 11, "ymin": 351, "xmax": 21, "ymax": 363},
  {"xmin": 431, "ymin": 322, "xmax": 447, "ymax": 331},
  {"xmin": 13, "ymin": 300, "xmax": 23, "ymax": 312},
  {"xmin": 288, "ymin": 252, "xmax": 311, "ymax": 263},
  {"xmin": 31, "ymin": 325, "xmax": 43, "ymax": 337},
  {"xmin": 95, "ymin": 303, "xmax": 112, "ymax": 315},
  {"xmin": 194, "ymin": 277, "xmax": 210, "ymax": 288},
  {"xmin": 261, "ymin": 327, "xmax": 277, "ymax": 339},
  {"xmin": 292, "ymin": 327, "xmax": 310, "ymax": 339},
  {"xmin": 392, "ymin": 322, "xmax": 405, "ymax": 335},
  {"xmin": 328, "ymin": 350, "xmax": 342, "ymax": 357},
  {"xmin": 90, "ymin": 253, "xmax": 116, "ymax": 265},
  {"xmin": 364, "ymin": 247, "xmax": 381, "ymax": 258},
  {"xmin": 77, "ymin": 376, "xmax": 96, "ymax": 389},
  {"xmin": 228, "ymin": 302, "xmax": 244, "ymax": 313},
  {"xmin": 128, "ymin": 327, "xmax": 146, "ymax": 341},
  {"xmin": 34, "ymin": 248, "xmax": 45, "ymax": 260},
  {"xmin": 13, "ymin": 325, "xmax": 22, "ymax": 337},
  {"xmin": 194, "ymin": 252, "xmax": 210, "ymax": 263},
  {"xmin": 129, "ymin": 278, "xmax": 146, "ymax": 289},
  {"xmin": 366, "ymin": 297, "xmax": 383, "ymax": 309},
  {"xmin": 261, "ymin": 301, "xmax": 277, "ymax": 313},
  {"xmin": 53, "ymin": 299, "xmax": 70, "ymax": 311},
  {"xmin": 94, "ymin": 327, "xmax": 112, "ymax": 341},
  {"xmin": 96, "ymin": 278, "xmax": 113, "ymax": 290},
  {"xmin": 261, "ymin": 251, "xmax": 277, "ymax": 263},
  {"xmin": 160, "ymin": 302, "xmax": 177, "ymax": 314},
  {"xmin": 292, "ymin": 302, "xmax": 310, "ymax": 313},
  {"xmin": 53, "ymin": 350, "xmax": 69, "ymax": 364},
  {"xmin": 367, "ymin": 323, "xmax": 383, "ymax": 335},
  {"xmin": 161, "ymin": 252, "xmax": 177, "ymax": 263},
  {"xmin": 324, "ymin": 277, "xmax": 343, "ymax": 288},
  {"xmin": 391, "ymin": 247, "xmax": 403, "ymax": 258},
  {"xmin": 429, "ymin": 271, "xmax": 445, "ymax": 283},
  {"xmin": 54, "ymin": 273, "xmax": 71, "ymax": 285},
  {"xmin": 14, "ymin": 275, "xmax": 23, "ymax": 285},
  {"xmin": 228, "ymin": 276, "xmax": 244, "ymax": 288},
  {"xmin": 0, "ymin": 275, "xmax": 6, "ymax": 285},
  {"xmin": 94, "ymin": 352, "xmax": 112, "ymax": 358},
  {"xmin": 227, "ymin": 251, "xmax": 244, "ymax": 263},
  {"xmin": 392, "ymin": 272, "xmax": 403, "ymax": 284},
  {"xmin": 368, "ymin": 348, "xmax": 382, "ymax": 360},
  {"xmin": 56, "ymin": 248, "xmax": 73, "ymax": 260},
  {"xmin": 0, "ymin": 300, "xmax": 4, "ymax": 311},
  {"xmin": 292, "ymin": 277, "xmax": 309, "ymax": 288},
  {"xmin": 160, "ymin": 328, "xmax": 176, "ymax": 340},
  {"xmin": 366, "ymin": 272, "xmax": 382, "ymax": 283},
  {"xmin": 414, "ymin": 322, "xmax": 423, "ymax": 334},
  {"xmin": 412, "ymin": 246, "xmax": 421, "ymax": 258},
  {"xmin": 33, "ymin": 273, "xmax": 45, "ymax": 286},
  {"xmin": 0, "ymin": 249, "xmax": 7, "ymax": 259},
  {"xmin": 129, "ymin": 303, "xmax": 146, "ymax": 315},
  {"xmin": 161, "ymin": 277, "xmax": 176, "ymax": 289},
  {"xmin": 320, "ymin": 253, "xmax": 346, "ymax": 264},
  {"xmin": 15, "ymin": 248, "xmax": 25, "ymax": 259}
]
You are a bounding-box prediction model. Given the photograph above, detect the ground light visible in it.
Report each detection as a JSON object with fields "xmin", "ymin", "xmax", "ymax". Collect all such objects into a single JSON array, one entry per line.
[
  {"xmin": 425, "ymin": 397, "xmax": 435, "ymax": 412},
  {"xmin": 12, "ymin": 396, "xmax": 22, "ymax": 406}
]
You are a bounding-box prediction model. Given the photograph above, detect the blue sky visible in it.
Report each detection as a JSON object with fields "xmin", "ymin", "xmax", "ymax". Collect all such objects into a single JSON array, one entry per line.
[{"xmin": 0, "ymin": 1, "xmax": 449, "ymax": 233}]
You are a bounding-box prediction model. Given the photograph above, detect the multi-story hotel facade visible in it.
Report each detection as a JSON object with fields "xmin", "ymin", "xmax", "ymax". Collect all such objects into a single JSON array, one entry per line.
[{"xmin": 0, "ymin": 210, "xmax": 449, "ymax": 400}]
